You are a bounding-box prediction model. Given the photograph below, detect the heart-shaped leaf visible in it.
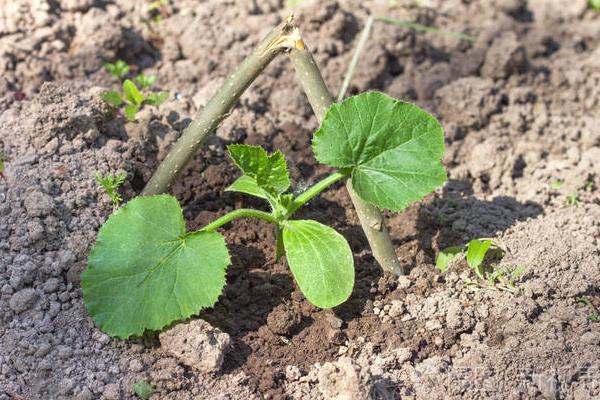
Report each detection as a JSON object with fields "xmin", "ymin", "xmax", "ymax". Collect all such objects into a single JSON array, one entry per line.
[
  {"xmin": 227, "ymin": 144, "xmax": 290, "ymax": 197},
  {"xmin": 283, "ymin": 220, "xmax": 354, "ymax": 308},
  {"xmin": 81, "ymin": 194, "xmax": 230, "ymax": 339},
  {"xmin": 312, "ymin": 91, "xmax": 447, "ymax": 211}
]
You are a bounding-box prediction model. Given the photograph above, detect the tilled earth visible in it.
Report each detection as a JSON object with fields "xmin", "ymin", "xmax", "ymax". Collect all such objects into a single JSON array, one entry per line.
[{"xmin": 1, "ymin": 0, "xmax": 599, "ymax": 399}]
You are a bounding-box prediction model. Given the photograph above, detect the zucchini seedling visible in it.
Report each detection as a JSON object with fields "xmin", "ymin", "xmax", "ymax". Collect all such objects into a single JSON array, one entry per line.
[{"xmin": 82, "ymin": 92, "xmax": 447, "ymax": 338}]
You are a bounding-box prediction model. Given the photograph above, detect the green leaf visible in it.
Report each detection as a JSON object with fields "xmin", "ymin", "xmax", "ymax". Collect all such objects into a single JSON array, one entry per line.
[
  {"xmin": 282, "ymin": 220, "xmax": 354, "ymax": 308},
  {"xmin": 154, "ymin": 91, "xmax": 169, "ymax": 105},
  {"xmin": 590, "ymin": 0, "xmax": 600, "ymax": 12},
  {"xmin": 123, "ymin": 79, "xmax": 144, "ymax": 106},
  {"xmin": 145, "ymin": 91, "xmax": 169, "ymax": 106},
  {"xmin": 125, "ymin": 104, "xmax": 139, "ymax": 121},
  {"xmin": 133, "ymin": 380, "xmax": 154, "ymax": 399},
  {"xmin": 104, "ymin": 60, "xmax": 130, "ymax": 79},
  {"xmin": 81, "ymin": 195, "xmax": 230, "ymax": 339},
  {"xmin": 312, "ymin": 91, "xmax": 446, "ymax": 211},
  {"xmin": 511, "ymin": 265, "xmax": 525, "ymax": 280},
  {"xmin": 134, "ymin": 74, "xmax": 156, "ymax": 89},
  {"xmin": 102, "ymin": 91, "xmax": 123, "ymax": 107},
  {"xmin": 227, "ymin": 144, "xmax": 290, "ymax": 196},
  {"xmin": 435, "ymin": 246, "xmax": 463, "ymax": 272},
  {"xmin": 466, "ymin": 239, "xmax": 492, "ymax": 277},
  {"xmin": 225, "ymin": 175, "xmax": 268, "ymax": 199}
]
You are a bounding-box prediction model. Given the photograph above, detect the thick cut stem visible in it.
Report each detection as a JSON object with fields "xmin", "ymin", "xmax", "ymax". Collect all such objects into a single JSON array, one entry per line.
[
  {"xmin": 142, "ymin": 18, "xmax": 299, "ymax": 195},
  {"xmin": 289, "ymin": 42, "xmax": 403, "ymax": 275},
  {"xmin": 200, "ymin": 209, "xmax": 279, "ymax": 232},
  {"xmin": 346, "ymin": 180, "xmax": 402, "ymax": 275}
]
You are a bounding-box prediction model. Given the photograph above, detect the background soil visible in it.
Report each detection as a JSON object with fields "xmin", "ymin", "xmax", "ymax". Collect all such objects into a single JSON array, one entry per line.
[{"xmin": 1, "ymin": 0, "xmax": 599, "ymax": 399}]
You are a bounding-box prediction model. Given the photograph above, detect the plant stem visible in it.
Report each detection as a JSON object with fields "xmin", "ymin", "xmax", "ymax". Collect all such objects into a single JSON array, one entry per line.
[
  {"xmin": 142, "ymin": 17, "xmax": 300, "ymax": 195},
  {"xmin": 200, "ymin": 209, "xmax": 278, "ymax": 232},
  {"xmin": 338, "ymin": 16, "xmax": 374, "ymax": 101},
  {"xmin": 288, "ymin": 39, "xmax": 403, "ymax": 275},
  {"xmin": 287, "ymin": 171, "xmax": 348, "ymax": 216}
]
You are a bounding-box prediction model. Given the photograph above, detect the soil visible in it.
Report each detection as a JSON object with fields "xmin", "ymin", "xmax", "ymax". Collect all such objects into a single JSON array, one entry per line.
[{"xmin": 1, "ymin": 0, "xmax": 600, "ymax": 399}]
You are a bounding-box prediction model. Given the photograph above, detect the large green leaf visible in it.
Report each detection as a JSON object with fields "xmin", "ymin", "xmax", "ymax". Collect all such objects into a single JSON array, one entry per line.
[
  {"xmin": 81, "ymin": 195, "xmax": 230, "ymax": 339},
  {"xmin": 312, "ymin": 91, "xmax": 447, "ymax": 211},
  {"xmin": 282, "ymin": 220, "xmax": 354, "ymax": 308},
  {"xmin": 227, "ymin": 144, "xmax": 290, "ymax": 197}
]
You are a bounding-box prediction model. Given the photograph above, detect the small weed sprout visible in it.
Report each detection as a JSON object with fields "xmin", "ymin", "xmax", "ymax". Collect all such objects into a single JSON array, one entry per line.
[
  {"xmin": 133, "ymin": 73, "xmax": 157, "ymax": 89},
  {"xmin": 436, "ymin": 239, "xmax": 523, "ymax": 293},
  {"xmin": 95, "ymin": 171, "xmax": 127, "ymax": 208},
  {"xmin": 102, "ymin": 79, "xmax": 169, "ymax": 121},
  {"xmin": 566, "ymin": 193, "xmax": 582, "ymax": 207},
  {"xmin": 0, "ymin": 152, "xmax": 7, "ymax": 178},
  {"xmin": 103, "ymin": 60, "xmax": 130, "ymax": 79},
  {"xmin": 133, "ymin": 379, "xmax": 154, "ymax": 399},
  {"xmin": 576, "ymin": 296, "xmax": 599, "ymax": 322},
  {"xmin": 550, "ymin": 180, "xmax": 563, "ymax": 190}
]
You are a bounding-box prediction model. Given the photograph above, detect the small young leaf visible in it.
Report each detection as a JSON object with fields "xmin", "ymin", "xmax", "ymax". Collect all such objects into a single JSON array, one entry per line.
[
  {"xmin": 102, "ymin": 91, "xmax": 123, "ymax": 107},
  {"xmin": 312, "ymin": 92, "xmax": 446, "ymax": 211},
  {"xmin": 104, "ymin": 62, "xmax": 116, "ymax": 74},
  {"xmin": 225, "ymin": 175, "xmax": 268, "ymax": 199},
  {"xmin": 125, "ymin": 104, "xmax": 139, "ymax": 121},
  {"xmin": 145, "ymin": 91, "xmax": 169, "ymax": 106},
  {"xmin": 81, "ymin": 194, "xmax": 230, "ymax": 339},
  {"xmin": 134, "ymin": 74, "xmax": 156, "ymax": 89},
  {"xmin": 466, "ymin": 239, "xmax": 492, "ymax": 275},
  {"xmin": 590, "ymin": 0, "xmax": 600, "ymax": 12},
  {"xmin": 104, "ymin": 60, "xmax": 130, "ymax": 79},
  {"xmin": 227, "ymin": 144, "xmax": 290, "ymax": 196},
  {"xmin": 154, "ymin": 91, "xmax": 169, "ymax": 106},
  {"xmin": 435, "ymin": 246, "xmax": 463, "ymax": 272},
  {"xmin": 133, "ymin": 380, "xmax": 154, "ymax": 399},
  {"xmin": 511, "ymin": 265, "xmax": 525, "ymax": 280},
  {"xmin": 123, "ymin": 79, "xmax": 144, "ymax": 106},
  {"xmin": 282, "ymin": 220, "xmax": 354, "ymax": 308}
]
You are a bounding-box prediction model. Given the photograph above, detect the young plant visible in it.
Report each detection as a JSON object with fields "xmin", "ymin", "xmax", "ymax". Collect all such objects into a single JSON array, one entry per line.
[
  {"xmin": 566, "ymin": 193, "xmax": 581, "ymax": 207},
  {"xmin": 0, "ymin": 152, "xmax": 6, "ymax": 179},
  {"xmin": 577, "ymin": 296, "xmax": 599, "ymax": 322},
  {"xmin": 436, "ymin": 239, "xmax": 522, "ymax": 292},
  {"xmin": 590, "ymin": 0, "xmax": 600, "ymax": 12},
  {"xmin": 134, "ymin": 73, "xmax": 157, "ymax": 90},
  {"xmin": 96, "ymin": 171, "xmax": 127, "ymax": 208},
  {"xmin": 104, "ymin": 60, "xmax": 131, "ymax": 79},
  {"xmin": 82, "ymin": 91, "xmax": 447, "ymax": 338},
  {"xmin": 102, "ymin": 79, "xmax": 169, "ymax": 121},
  {"xmin": 133, "ymin": 380, "xmax": 154, "ymax": 399}
]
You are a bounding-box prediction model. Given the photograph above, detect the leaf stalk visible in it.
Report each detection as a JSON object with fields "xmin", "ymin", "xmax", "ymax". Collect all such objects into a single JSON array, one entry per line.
[{"xmin": 200, "ymin": 208, "xmax": 279, "ymax": 232}]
